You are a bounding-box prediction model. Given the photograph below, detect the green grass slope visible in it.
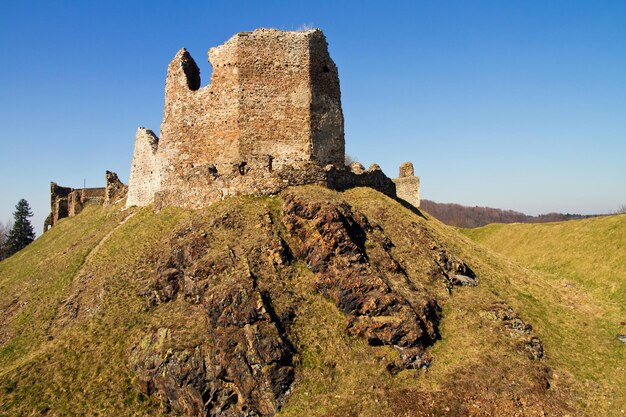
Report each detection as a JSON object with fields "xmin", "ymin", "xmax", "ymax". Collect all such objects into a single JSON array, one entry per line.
[
  {"xmin": 0, "ymin": 188, "xmax": 621, "ymax": 416},
  {"xmin": 462, "ymin": 215, "xmax": 626, "ymax": 414}
]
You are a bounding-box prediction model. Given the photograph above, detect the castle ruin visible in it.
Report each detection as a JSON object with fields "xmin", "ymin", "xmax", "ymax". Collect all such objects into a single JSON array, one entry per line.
[
  {"xmin": 44, "ymin": 171, "xmax": 128, "ymax": 232},
  {"xmin": 126, "ymin": 28, "xmax": 420, "ymax": 209},
  {"xmin": 393, "ymin": 162, "xmax": 421, "ymax": 208},
  {"xmin": 46, "ymin": 28, "xmax": 420, "ymax": 228}
]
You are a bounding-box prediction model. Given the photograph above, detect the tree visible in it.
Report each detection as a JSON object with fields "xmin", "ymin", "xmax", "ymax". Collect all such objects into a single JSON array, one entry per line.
[
  {"xmin": 0, "ymin": 220, "xmax": 12, "ymax": 261},
  {"xmin": 6, "ymin": 199, "xmax": 36, "ymax": 257}
]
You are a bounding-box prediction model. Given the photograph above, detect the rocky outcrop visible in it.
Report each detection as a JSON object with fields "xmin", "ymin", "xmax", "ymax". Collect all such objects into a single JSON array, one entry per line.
[
  {"xmin": 133, "ymin": 212, "xmax": 297, "ymax": 416},
  {"xmin": 131, "ymin": 281, "xmax": 295, "ymax": 417},
  {"xmin": 130, "ymin": 190, "xmax": 484, "ymax": 415},
  {"xmin": 281, "ymin": 192, "xmax": 439, "ymax": 368},
  {"xmin": 483, "ymin": 302, "xmax": 545, "ymax": 360}
]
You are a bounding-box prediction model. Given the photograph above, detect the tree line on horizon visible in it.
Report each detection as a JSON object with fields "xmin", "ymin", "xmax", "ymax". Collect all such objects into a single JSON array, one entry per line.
[{"xmin": 420, "ymin": 199, "xmax": 603, "ymax": 228}]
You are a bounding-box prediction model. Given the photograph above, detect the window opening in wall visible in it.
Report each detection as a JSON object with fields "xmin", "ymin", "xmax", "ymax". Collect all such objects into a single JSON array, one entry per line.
[{"xmin": 238, "ymin": 162, "xmax": 247, "ymax": 175}]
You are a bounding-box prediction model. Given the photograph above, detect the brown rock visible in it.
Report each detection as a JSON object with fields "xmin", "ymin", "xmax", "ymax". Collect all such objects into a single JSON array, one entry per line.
[{"xmin": 281, "ymin": 191, "xmax": 440, "ymax": 366}]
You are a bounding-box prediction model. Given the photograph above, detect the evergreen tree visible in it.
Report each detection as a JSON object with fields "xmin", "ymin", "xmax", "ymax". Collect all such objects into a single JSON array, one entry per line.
[{"xmin": 6, "ymin": 199, "xmax": 36, "ymax": 256}]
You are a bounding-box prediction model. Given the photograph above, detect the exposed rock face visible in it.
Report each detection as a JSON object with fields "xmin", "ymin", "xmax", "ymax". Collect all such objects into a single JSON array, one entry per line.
[
  {"xmin": 281, "ymin": 192, "xmax": 439, "ymax": 368},
  {"xmin": 130, "ymin": 189, "xmax": 479, "ymax": 415},
  {"xmin": 133, "ymin": 210, "xmax": 298, "ymax": 416},
  {"xmin": 393, "ymin": 161, "xmax": 421, "ymax": 208},
  {"xmin": 484, "ymin": 302, "xmax": 545, "ymax": 360}
]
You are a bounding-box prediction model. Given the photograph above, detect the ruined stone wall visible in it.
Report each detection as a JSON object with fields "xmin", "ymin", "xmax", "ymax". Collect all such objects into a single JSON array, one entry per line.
[
  {"xmin": 127, "ymin": 129, "xmax": 160, "ymax": 207},
  {"xmin": 393, "ymin": 162, "xmax": 421, "ymax": 208},
  {"xmin": 327, "ymin": 163, "xmax": 396, "ymax": 197},
  {"xmin": 49, "ymin": 183, "xmax": 73, "ymax": 225},
  {"xmin": 236, "ymin": 30, "xmax": 321, "ymax": 167},
  {"xmin": 126, "ymin": 28, "xmax": 412, "ymax": 210},
  {"xmin": 308, "ymin": 33, "xmax": 344, "ymax": 166},
  {"xmin": 104, "ymin": 171, "xmax": 128, "ymax": 206},
  {"xmin": 46, "ymin": 185, "xmax": 105, "ymax": 230},
  {"xmin": 45, "ymin": 172, "xmax": 125, "ymax": 232},
  {"xmin": 129, "ymin": 28, "xmax": 347, "ymax": 209}
]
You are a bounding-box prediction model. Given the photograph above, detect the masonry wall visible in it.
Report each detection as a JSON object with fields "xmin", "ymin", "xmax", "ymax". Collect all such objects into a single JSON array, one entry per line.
[
  {"xmin": 126, "ymin": 29, "xmax": 414, "ymax": 210},
  {"xmin": 129, "ymin": 29, "xmax": 349, "ymax": 209},
  {"xmin": 45, "ymin": 172, "xmax": 126, "ymax": 232},
  {"xmin": 236, "ymin": 30, "xmax": 313, "ymax": 168},
  {"xmin": 127, "ymin": 128, "xmax": 160, "ymax": 207},
  {"xmin": 393, "ymin": 162, "xmax": 421, "ymax": 208},
  {"xmin": 154, "ymin": 38, "xmax": 241, "ymax": 208},
  {"xmin": 309, "ymin": 32, "xmax": 344, "ymax": 166}
]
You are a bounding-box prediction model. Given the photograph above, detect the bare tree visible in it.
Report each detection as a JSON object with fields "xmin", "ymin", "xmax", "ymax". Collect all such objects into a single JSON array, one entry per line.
[
  {"xmin": 615, "ymin": 204, "xmax": 626, "ymax": 215},
  {"xmin": 0, "ymin": 219, "xmax": 13, "ymax": 261}
]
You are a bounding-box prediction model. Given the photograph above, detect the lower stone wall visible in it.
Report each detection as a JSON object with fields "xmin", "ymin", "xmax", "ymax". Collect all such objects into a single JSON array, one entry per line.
[
  {"xmin": 154, "ymin": 159, "xmax": 326, "ymax": 210},
  {"xmin": 326, "ymin": 163, "xmax": 396, "ymax": 197},
  {"xmin": 151, "ymin": 158, "xmax": 397, "ymax": 210},
  {"xmin": 44, "ymin": 172, "xmax": 126, "ymax": 233}
]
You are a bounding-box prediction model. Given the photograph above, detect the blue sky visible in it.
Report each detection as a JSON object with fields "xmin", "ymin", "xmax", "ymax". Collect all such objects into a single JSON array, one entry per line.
[{"xmin": 1, "ymin": 1, "xmax": 625, "ymax": 233}]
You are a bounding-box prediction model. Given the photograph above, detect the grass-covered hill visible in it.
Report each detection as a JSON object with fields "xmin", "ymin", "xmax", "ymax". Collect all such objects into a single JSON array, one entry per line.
[
  {"xmin": 0, "ymin": 186, "xmax": 622, "ymax": 416},
  {"xmin": 462, "ymin": 215, "xmax": 626, "ymax": 414}
]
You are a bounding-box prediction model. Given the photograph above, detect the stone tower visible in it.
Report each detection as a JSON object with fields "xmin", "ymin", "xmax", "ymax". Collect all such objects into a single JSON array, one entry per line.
[
  {"xmin": 392, "ymin": 162, "xmax": 421, "ymax": 208},
  {"xmin": 127, "ymin": 28, "xmax": 352, "ymax": 209}
]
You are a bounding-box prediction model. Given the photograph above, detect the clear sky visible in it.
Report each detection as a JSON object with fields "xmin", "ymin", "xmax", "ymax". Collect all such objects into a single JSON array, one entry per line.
[{"xmin": 1, "ymin": 0, "xmax": 625, "ymax": 233}]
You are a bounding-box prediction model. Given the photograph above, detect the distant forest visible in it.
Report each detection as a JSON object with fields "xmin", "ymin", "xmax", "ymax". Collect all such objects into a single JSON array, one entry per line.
[{"xmin": 420, "ymin": 200, "xmax": 597, "ymax": 228}]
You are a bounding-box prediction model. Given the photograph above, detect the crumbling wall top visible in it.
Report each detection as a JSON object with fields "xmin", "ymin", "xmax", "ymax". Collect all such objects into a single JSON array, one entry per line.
[{"xmin": 399, "ymin": 162, "xmax": 415, "ymax": 178}]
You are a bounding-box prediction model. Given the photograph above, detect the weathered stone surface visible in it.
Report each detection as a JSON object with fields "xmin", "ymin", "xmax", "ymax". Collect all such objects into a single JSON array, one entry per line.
[
  {"xmin": 104, "ymin": 171, "xmax": 128, "ymax": 206},
  {"xmin": 393, "ymin": 161, "xmax": 420, "ymax": 208},
  {"xmin": 130, "ymin": 190, "xmax": 485, "ymax": 414},
  {"xmin": 120, "ymin": 186, "xmax": 578, "ymax": 417},
  {"xmin": 127, "ymin": 128, "xmax": 160, "ymax": 207},
  {"xmin": 281, "ymin": 191, "xmax": 439, "ymax": 368},
  {"xmin": 44, "ymin": 172, "xmax": 126, "ymax": 232},
  {"xmin": 131, "ymin": 283, "xmax": 295, "ymax": 417},
  {"xmin": 125, "ymin": 28, "xmax": 409, "ymax": 211},
  {"xmin": 429, "ymin": 246, "xmax": 478, "ymax": 290},
  {"xmin": 134, "ymin": 214, "xmax": 297, "ymax": 416},
  {"xmin": 399, "ymin": 161, "xmax": 415, "ymax": 178},
  {"xmin": 483, "ymin": 302, "xmax": 545, "ymax": 360}
]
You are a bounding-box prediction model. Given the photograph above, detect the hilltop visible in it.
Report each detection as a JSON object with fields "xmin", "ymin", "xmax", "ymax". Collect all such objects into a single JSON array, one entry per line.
[{"xmin": 1, "ymin": 186, "xmax": 623, "ymax": 416}]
